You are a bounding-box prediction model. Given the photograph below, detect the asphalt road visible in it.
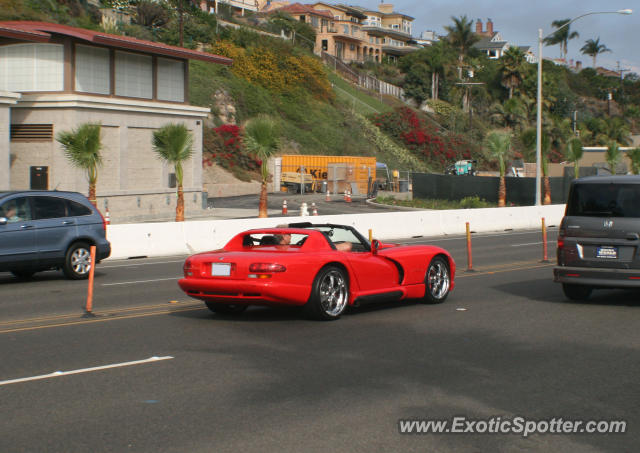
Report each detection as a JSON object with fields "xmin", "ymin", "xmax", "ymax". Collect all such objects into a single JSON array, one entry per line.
[
  {"xmin": 208, "ymin": 192, "xmax": 418, "ymax": 217},
  {"xmin": 1, "ymin": 229, "xmax": 639, "ymax": 453}
]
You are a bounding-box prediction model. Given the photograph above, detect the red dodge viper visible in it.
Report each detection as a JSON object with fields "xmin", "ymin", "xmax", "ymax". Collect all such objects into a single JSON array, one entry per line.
[{"xmin": 178, "ymin": 222, "xmax": 455, "ymax": 320}]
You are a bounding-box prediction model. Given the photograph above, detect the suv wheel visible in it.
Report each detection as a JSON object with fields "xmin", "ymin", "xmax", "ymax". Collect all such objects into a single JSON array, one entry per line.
[
  {"xmin": 562, "ymin": 283, "xmax": 592, "ymax": 301},
  {"xmin": 63, "ymin": 242, "xmax": 92, "ymax": 280}
]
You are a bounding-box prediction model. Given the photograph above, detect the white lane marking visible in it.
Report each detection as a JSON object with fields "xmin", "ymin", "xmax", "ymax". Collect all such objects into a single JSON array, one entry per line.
[
  {"xmin": 102, "ymin": 259, "xmax": 185, "ymax": 268},
  {"xmin": 102, "ymin": 277, "xmax": 181, "ymax": 286},
  {"xmin": 0, "ymin": 356, "xmax": 174, "ymax": 386},
  {"xmin": 511, "ymin": 241, "xmax": 558, "ymax": 247}
]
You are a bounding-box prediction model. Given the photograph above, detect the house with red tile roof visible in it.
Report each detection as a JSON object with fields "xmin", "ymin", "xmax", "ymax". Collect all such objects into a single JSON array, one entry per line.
[
  {"xmin": 264, "ymin": 2, "xmax": 418, "ymax": 63},
  {"xmin": 0, "ymin": 21, "xmax": 231, "ymax": 222}
]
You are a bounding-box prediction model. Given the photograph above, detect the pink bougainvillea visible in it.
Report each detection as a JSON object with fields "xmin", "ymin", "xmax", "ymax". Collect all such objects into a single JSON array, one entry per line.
[{"xmin": 370, "ymin": 107, "xmax": 478, "ymax": 170}]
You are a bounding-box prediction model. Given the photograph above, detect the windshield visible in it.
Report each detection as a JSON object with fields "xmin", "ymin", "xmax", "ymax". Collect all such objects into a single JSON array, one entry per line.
[
  {"xmin": 308, "ymin": 225, "xmax": 370, "ymax": 252},
  {"xmin": 567, "ymin": 183, "xmax": 640, "ymax": 218}
]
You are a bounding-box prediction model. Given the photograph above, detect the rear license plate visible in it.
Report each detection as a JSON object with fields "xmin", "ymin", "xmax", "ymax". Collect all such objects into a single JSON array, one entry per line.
[
  {"xmin": 211, "ymin": 263, "xmax": 231, "ymax": 276},
  {"xmin": 596, "ymin": 246, "xmax": 618, "ymax": 259}
]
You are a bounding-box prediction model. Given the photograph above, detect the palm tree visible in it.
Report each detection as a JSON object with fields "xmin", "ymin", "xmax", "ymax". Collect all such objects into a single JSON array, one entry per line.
[
  {"xmin": 444, "ymin": 15, "xmax": 479, "ymax": 66},
  {"xmin": 580, "ymin": 37, "xmax": 610, "ymax": 68},
  {"xmin": 543, "ymin": 18, "xmax": 579, "ymax": 61},
  {"xmin": 627, "ymin": 148, "xmax": 640, "ymax": 175},
  {"xmin": 56, "ymin": 122, "xmax": 103, "ymax": 207},
  {"xmin": 500, "ymin": 46, "xmax": 526, "ymax": 99},
  {"xmin": 484, "ymin": 130, "xmax": 512, "ymax": 207},
  {"xmin": 490, "ymin": 98, "xmax": 527, "ymax": 131},
  {"xmin": 566, "ymin": 138, "xmax": 583, "ymax": 179},
  {"xmin": 605, "ymin": 141, "xmax": 622, "ymax": 175},
  {"xmin": 152, "ymin": 123, "xmax": 194, "ymax": 222},
  {"xmin": 244, "ymin": 116, "xmax": 280, "ymax": 218}
]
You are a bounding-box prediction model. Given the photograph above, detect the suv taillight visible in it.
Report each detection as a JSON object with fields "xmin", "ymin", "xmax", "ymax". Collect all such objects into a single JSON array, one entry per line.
[
  {"xmin": 557, "ymin": 235, "xmax": 564, "ymax": 250},
  {"xmin": 97, "ymin": 209, "xmax": 107, "ymax": 232}
]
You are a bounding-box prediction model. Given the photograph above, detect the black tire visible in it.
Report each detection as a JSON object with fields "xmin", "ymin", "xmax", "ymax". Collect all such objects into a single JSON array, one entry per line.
[
  {"xmin": 205, "ymin": 302, "xmax": 248, "ymax": 315},
  {"xmin": 562, "ymin": 283, "xmax": 592, "ymax": 301},
  {"xmin": 305, "ymin": 265, "xmax": 349, "ymax": 320},
  {"xmin": 11, "ymin": 270, "xmax": 35, "ymax": 280},
  {"xmin": 62, "ymin": 242, "xmax": 92, "ymax": 280},
  {"xmin": 423, "ymin": 256, "xmax": 451, "ymax": 304}
]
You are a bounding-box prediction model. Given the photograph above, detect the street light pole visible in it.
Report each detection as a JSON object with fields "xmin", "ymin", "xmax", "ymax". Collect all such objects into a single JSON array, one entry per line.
[
  {"xmin": 536, "ymin": 28, "xmax": 543, "ymax": 206},
  {"xmin": 535, "ymin": 9, "xmax": 632, "ymax": 206}
]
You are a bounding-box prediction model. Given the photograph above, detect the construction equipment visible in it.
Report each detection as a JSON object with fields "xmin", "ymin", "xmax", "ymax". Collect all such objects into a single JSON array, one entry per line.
[
  {"xmin": 445, "ymin": 160, "xmax": 477, "ymax": 176},
  {"xmin": 281, "ymin": 172, "xmax": 315, "ymax": 193}
]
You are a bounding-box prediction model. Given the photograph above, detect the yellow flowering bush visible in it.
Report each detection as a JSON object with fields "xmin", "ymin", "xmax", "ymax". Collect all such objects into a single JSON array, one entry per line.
[{"xmin": 209, "ymin": 41, "xmax": 333, "ymax": 100}]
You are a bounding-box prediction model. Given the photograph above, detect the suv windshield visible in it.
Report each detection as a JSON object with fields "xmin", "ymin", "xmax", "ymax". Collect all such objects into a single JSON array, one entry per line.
[{"xmin": 567, "ymin": 183, "xmax": 640, "ymax": 218}]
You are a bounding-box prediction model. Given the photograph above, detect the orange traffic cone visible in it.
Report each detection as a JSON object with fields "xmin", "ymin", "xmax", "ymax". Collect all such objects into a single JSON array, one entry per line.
[
  {"xmin": 105, "ymin": 208, "xmax": 111, "ymax": 225},
  {"xmin": 312, "ymin": 202, "xmax": 318, "ymax": 216},
  {"xmin": 346, "ymin": 190, "xmax": 352, "ymax": 203},
  {"xmin": 282, "ymin": 199, "xmax": 288, "ymax": 215},
  {"xmin": 325, "ymin": 190, "xmax": 331, "ymax": 202}
]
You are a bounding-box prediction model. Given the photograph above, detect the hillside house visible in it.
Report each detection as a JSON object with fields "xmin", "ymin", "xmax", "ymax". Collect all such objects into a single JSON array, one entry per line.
[{"xmin": 268, "ymin": 2, "xmax": 418, "ymax": 63}]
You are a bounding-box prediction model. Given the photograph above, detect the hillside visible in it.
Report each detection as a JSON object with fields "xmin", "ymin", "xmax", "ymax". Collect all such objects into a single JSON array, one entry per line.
[{"xmin": 4, "ymin": 0, "xmax": 639, "ymax": 180}]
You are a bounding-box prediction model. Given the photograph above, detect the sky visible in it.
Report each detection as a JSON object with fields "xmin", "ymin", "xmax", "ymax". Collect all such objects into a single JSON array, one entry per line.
[{"xmin": 355, "ymin": 0, "xmax": 639, "ymax": 75}]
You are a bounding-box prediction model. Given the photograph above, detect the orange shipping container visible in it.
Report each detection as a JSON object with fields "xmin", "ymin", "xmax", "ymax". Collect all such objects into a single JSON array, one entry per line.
[{"xmin": 280, "ymin": 155, "xmax": 376, "ymax": 195}]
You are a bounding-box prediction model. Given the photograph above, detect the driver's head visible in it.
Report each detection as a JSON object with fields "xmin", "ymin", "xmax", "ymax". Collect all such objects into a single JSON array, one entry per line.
[{"xmin": 274, "ymin": 224, "xmax": 290, "ymax": 245}]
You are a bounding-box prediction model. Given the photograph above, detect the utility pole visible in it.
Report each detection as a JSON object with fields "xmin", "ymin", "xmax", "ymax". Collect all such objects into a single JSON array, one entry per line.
[
  {"xmin": 179, "ymin": 0, "xmax": 184, "ymax": 47},
  {"xmin": 617, "ymin": 61, "xmax": 630, "ymax": 105}
]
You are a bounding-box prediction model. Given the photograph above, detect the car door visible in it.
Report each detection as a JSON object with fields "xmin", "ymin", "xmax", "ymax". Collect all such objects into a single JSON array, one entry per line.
[
  {"xmin": 345, "ymin": 251, "xmax": 400, "ymax": 293},
  {"xmin": 0, "ymin": 197, "xmax": 37, "ymax": 267},
  {"xmin": 31, "ymin": 196, "xmax": 78, "ymax": 264}
]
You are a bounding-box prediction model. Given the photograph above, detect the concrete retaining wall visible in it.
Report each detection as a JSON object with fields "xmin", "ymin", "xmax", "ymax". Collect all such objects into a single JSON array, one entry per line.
[{"xmin": 106, "ymin": 204, "xmax": 566, "ymax": 260}]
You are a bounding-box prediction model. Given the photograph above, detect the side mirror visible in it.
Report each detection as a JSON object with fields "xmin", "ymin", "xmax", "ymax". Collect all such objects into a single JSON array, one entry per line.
[
  {"xmin": 371, "ymin": 239, "xmax": 380, "ymax": 255},
  {"xmin": 0, "ymin": 217, "xmax": 7, "ymax": 226}
]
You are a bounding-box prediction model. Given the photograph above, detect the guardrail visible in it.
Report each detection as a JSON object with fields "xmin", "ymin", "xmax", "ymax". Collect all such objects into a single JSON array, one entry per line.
[{"xmin": 106, "ymin": 204, "xmax": 566, "ymax": 260}]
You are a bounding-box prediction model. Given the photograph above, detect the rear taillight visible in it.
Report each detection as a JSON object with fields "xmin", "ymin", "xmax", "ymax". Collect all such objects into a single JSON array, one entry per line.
[
  {"xmin": 97, "ymin": 209, "xmax": 107, "ymax": 232},
  {"xmin": 249, "ymin": 263, "xmax": 286, "ymax": 273},
  {"xmin": 184, "ymin": 258, "xmax": 201, "ymax": 277},
  {"xmin": 557, "ymin": 235, "xmax": 564, "ymax": 250}
]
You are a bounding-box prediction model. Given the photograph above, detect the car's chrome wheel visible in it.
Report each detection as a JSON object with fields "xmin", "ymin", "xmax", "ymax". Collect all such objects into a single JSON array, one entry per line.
[
  {"xmin": 63, "ymin": 242, "xmax": 92, "ymax": 280},
  {"xmin": 423, "ymin": 257, "xmax": 450, "ymax": 304},
  {"xmin": 307, "ymin": 266, "xmax": 349, "ymax": 320}
]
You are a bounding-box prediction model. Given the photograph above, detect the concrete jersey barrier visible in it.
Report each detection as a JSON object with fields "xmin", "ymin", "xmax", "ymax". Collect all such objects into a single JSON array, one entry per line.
[{"xmin": 106, "ymin": 204, "xmax": 566, "ymax": 260}]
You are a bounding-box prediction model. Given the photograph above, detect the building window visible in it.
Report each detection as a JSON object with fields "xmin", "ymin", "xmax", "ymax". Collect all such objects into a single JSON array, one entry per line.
[
  {"xmin": 75, "ymin": 45, "xmax": 110, "ymax": 95},
  {"xmin": 115, "ymin": 51, "xmax": 152, "ymax": 99},
  {"xmin": 343, "ymin": 25, "xmax": 349, "ymax": 34},
  {"xmin": 311, "ymin": 16, "xmax": 318, "ymax": 27},
  {"xmin": 0, "ymin": 43, "xmax": 63, "ymax": 92},
  {"xmin": 157, "ymin": 57, "xmax": 184, "ymax": 102}
]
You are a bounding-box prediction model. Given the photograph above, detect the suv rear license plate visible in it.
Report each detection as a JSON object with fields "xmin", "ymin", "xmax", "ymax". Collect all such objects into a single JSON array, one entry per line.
[
  {"xmin": 211, "ymin": 263, "xmax": 231, "ymax": 276},
  {"xmin": 596, "ymin": 246, "xmax": 618, "ymax": 259}
]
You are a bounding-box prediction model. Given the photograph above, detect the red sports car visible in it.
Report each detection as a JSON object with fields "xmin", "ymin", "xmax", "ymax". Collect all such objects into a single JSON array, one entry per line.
[{"xmin": 178, "ymin": 222, "xmax": 455, "ymax": 320}]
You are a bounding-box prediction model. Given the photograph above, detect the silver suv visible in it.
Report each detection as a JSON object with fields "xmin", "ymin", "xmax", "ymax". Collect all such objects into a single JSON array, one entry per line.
[
  {"xmin": 554, "ymin": 176, "xmax": 640, "ymax": 300},
  {"xmin": 0, "ymin": 191, "xmax": 111, "ymax": 280}
]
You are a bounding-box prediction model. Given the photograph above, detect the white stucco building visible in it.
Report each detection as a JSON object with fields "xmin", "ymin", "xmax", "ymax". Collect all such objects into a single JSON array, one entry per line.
[{"xmin": 0, "ymin": 21, "xmax": 231, "ymax": 222}]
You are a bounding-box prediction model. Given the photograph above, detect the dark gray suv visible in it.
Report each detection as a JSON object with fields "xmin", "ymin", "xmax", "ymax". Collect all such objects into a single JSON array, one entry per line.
[
  {"xmin": 0, "ymin": 191, "xmax": 111, "ymax": 280},
  {"xmin": 554, "ymin": 176, "xmax": 640, "ymax": 300}
]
